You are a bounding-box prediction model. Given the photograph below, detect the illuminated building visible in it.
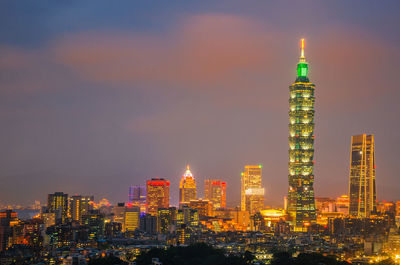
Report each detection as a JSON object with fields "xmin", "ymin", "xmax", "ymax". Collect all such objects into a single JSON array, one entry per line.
[
  {"xmin": 204, "ymin": 179, "xmax": 226, "ymax": 209},
  {"xmin": 213, "ymin": 207, "xmax": 250, "ymax": 231},
  {"xmin": 189, "ymin": 199, "xmax": 213, "ymax": 217},
  {"xmin": 241, "ymin": 165, "xmax": 264, "ymax": 214},
  {"xmin": 47, "ymin": 192, "xmax": 69, "ymax": 224},
  {"xmin": 377, "ymin": 201, "xmax": 394, "ymax": 215},
  {"xmin": 349, "ymin": 134, "xmax": 377, "ymax": 218},
  {"xmin": 124, "ymin": 206, "xmax": 140, "ymax": 232},
  {"xmin": 157, "ymin": 207, "xmax": 176, "ymax": 233},
  {"xmin": 176, "ymin": 227, "xmax": 190, "ymax": 245},
  {"xmin": 315, "ymin": 197, "xmax": 336, "ymax": 213},
  {"xmin": 396, "ymin": 201, "xmax": 400, "ymax": 216},
  {"xmin": 146, "ymin": 178, "xmax": 170, "ymax": 216},
  {"xmin": 81, "ymin": 210, "xmax": 105, "ymax": 240},
  {"xmin": 128, "ymin": 185, "xmax": 146, "ymax": 213},
  {"xmin": 179, "ymin": 165, "xmax": 197, "ymax": 205},
  {"xmin": 0, "ymin": 210, "xmax": 18, "ymax": 252},
  {"xmin": 336, "ymin": 195, "xmax": 349, "ymax": 215},
  {"xmin": 287, "ymin": 39, "xmax": 317, "ymax": 230},
  {"xmin": 70, "ymin": 195, "xmax": 94, "ymax": 224},
  {"xmin": 112, "ymin": 203, "xmax": 126, "ymax": 227},
  {"xmin": 112, "ymin": 203, "xmax": 140, "ymax": 232},
  {"xmin": 258, "ymin": 209, "xmax": 286, "ymax": 231},
  {"xmin": 176, "ymin": 206, "xmax": 199, "ymax": 227}
]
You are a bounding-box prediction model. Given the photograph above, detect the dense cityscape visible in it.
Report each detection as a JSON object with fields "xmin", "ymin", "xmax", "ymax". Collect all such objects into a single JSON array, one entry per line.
[
  {"xmin": 1, "ymin": 2, "xmax": 400, "ymax": 265},
  {"xmin": 1, "ymin": 38, "xmax": 399, "ymax": 265}
]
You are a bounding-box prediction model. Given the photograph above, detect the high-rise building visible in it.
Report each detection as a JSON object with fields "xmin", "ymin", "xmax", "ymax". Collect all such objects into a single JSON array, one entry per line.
[
  {"xmin": 140, "ymin": 214, "xmax": 157, "ymax": 234},
  {"xmin": 124, "ymin": 206, "xmax": 140, "ymax": 232},
  {"xmin": 176, "ymin": 206, "xmax": 199, "ymax": 227},
  {"xmin": 157, "ymin": 207, "xmax": 176, "ymax": 233},
  {"xmin": 111, "ymin": 203, "xmax": 140, "ymax": 232},
  {"xmin": 112, "ymin": 203, "xmax": 126, "ymax": 227},
  {"xmin": 146, "ymin": 178, "xmax": 170, "ymax": 216},
  {"xmin": 241, "ymin": 165, "xmax": 264, "ymax": 214},
  {"xmin": 47, "ymin": 192, "xmax": 69, "ymax": 224},
  {"xmin": 0, "ymin": 210, "xmax": 17, "ymax": 252},
  {"xmin": 287, "ymin": 39, "xmax": 316, "ymax": 230},
  {"xmin": 70, "ymin": 195, "xmax": 94, "ymax": 224},
  {"xmin": 128, "ymin": 185, "xmax": 146, "ymax": 213},
  {"xmin": 189, "ymin": 199, "xmax": 213, "ymax": 217},
  {"xmin": 179, "ymin": 165, "xmax": 197, "ymax": 205},
  {"xmin": 349, "ymin": 134, "xmax": 377, "ymax": 218},
  {"xmin": 204, "ymin": 179, "xmax": 226, "ymax": 209}
]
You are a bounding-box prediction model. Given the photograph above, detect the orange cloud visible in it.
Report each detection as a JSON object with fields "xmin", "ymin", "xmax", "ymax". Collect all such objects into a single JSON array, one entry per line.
[{"xmin": 52, "ymin": 14, "xmax": 279, "ymax": 90}]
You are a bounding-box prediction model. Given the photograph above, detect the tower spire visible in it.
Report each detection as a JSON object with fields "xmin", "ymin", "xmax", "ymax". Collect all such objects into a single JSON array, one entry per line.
[{"xmin": 297, "ymin": 38, "xmax": 308, "ymax": 79}]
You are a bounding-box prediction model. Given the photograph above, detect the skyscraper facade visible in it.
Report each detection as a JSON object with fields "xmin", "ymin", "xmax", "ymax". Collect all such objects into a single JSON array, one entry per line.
[
  {"xmin": 189, "ymin": 199, "xmax": 213, "ymax": 217},
  {"xmin": 349, "ymin": 134, "xmax": 377, "ymax": 218},
  {"xmin": 287, "ymin": 39, "xmax": 316, "ymax": 230},
  {"xmin": 128, "ymin": 185, "xmax": 146, "ymax": 213},
  {"xmin": 47, "ymin": 192, "xmax": 69, "ymax": 224},
  {"xmin": 70, "ymin": 195, "xmax": 94, "ymax": 224},
  {"xmin": 146, "ymin": 178, "xmax": 170, "ymax": 216},
  {"xmin": 124, "ymin": 206, "xmax": 140, "ymax": 232},
  {"xmin": 179, "ymin": 165, "xmax": 197, "ymax": 205},
  {"xmin": 241, "ymin": 165, "xmax": 264, "ymax": 214},
  {"xmin": 204, "ymin": 179, "xmax": 226, "ymax": 209}
]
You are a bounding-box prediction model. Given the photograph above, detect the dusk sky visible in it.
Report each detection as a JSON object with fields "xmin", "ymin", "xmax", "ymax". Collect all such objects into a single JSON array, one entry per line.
[{"xmin": 0, "ymin": 1, "xmax": 399, "ymax": 207}]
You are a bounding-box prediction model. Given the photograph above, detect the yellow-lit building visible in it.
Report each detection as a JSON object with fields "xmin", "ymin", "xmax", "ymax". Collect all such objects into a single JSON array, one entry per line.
[
  {"xmin": 259, "ymin": 209, "xmax": 286, "ymax": 228},
  {"xmin": 241, "ymin": 165, "xmax": 264, "ymax": 214},
  {"xmin": 336, "ymin": 195, "xmax": 349, "ymax": 215},
  {"xmin": 124, "ymin": 206, "xmax": 140, "ymax": 232},
  {"xmin": 287, "ymin": 39, "xmax": 317, "ymax": 231},
  {"xmin": 179, "ymin": 165, "xmax": 197, "ymax": 205},
  {"xmin": 204, "ymin": 179, "xmax": 226, "ymax": 209},
  {"xmin": 70, "ymin": 195, "xmax": 94, "ymax": 224},
  {"xmin": 157, "ymin": 207, "xmax": 176, "ymax": 233},
  {"xmin": 176, "ymin": 206, "xmax": 199, "ymax": 227},
  {"xmin": 316, "ymin": 212, "xmax": 345, "ymax": 226},
  {"xmin": 189, "ymin": 199, "xmax": 213, "ymax": 217},
  {"xmin": 214, "ymin": 207, "xmax": 250, "ymax": 231},
  {"xmin": 47, "ymin": 192, "xmax": 68, "ymax": 224},
  {"xmin": 146, "ymin": 178, "xmax": 170, "ymax": 216}
]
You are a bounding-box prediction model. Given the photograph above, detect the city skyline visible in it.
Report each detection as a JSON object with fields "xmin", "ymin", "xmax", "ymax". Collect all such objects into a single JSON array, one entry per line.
[{"xmin": 0, "ymin": 1, "xmax": 399, "ymax": 207}]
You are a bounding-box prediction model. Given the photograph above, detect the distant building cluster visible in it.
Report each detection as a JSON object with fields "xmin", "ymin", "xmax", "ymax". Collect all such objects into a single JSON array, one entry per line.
[{"xmin": 0, "ymin": 39, "xmax": 396, "ymax": 265}]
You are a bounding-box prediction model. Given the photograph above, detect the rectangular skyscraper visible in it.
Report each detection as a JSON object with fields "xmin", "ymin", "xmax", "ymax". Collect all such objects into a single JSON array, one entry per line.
[
  {"xmin": 204, "ymin": 179, "xmax": 226, "ymax": 209},
  {"xmin": 70, "ymin": 195, "xmax": 94, "ymax": 224},
  {"xmin": 146, "ymin": 178, "xmax": 170, "ymax": 216},
  {"xmin": 349, "ymin": 134, "xmax": 377, "ymax": 218},
  {"xmin": 287, "ymin": 39, "xmax": 316, "ymax": 231},
  {"xmin": 129, "ymin": 185, "xmax": 146, "ymax": 213},
  {"xmin": 241, "ymin": 165, "xmax": 264, "ymax": 214},
  {"xmin": 47, "ymin": 192, "xmax": 69, "ymax": 224}
]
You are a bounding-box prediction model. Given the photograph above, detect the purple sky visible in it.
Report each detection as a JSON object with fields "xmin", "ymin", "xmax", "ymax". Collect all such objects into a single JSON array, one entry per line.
[{"xmin": 0, "ymin": 1, "xmax": 399, "ymax": 207}]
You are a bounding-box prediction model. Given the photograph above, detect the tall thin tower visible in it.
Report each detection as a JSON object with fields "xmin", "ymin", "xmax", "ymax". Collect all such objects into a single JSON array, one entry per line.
[
  {"xmin": 349, "ymin": 134, "xmax": 377, "ymax": 218},
  {"xmin": 287, "ymin": 39, "xmax": 316, "ymax": 231}
]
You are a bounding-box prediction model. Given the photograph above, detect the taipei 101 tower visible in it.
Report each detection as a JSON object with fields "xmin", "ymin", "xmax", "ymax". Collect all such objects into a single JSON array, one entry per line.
[{"xmin": 287, "ymin": 39, "xmax": 317, "ymax": 231}]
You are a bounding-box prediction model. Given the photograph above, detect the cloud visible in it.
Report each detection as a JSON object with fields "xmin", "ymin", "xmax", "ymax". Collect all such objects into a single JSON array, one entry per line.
[{"xmin": 52, "ymin": 14, "xmax": 279, "ymax": 90}]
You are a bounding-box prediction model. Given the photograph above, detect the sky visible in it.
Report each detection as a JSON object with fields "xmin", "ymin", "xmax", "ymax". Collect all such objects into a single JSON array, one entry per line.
[{"xmin": 0, "ymin": 1, "xmax": 399, "ymax": 207}]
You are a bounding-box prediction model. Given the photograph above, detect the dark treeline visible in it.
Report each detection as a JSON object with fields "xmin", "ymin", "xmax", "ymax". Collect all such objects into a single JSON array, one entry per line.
[{"xmin": 88, "ymin": 244, "xmax": 396, "ymax": 265}]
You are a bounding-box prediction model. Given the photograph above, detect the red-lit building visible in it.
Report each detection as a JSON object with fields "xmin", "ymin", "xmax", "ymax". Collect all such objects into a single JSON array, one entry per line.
[
  {"xmin": 146, "ymin": 178, "xmax": 170, "ymax": 216},
  {"xmin": 204, "ymin": 179, "xmax": 226, "ymax": 209}
]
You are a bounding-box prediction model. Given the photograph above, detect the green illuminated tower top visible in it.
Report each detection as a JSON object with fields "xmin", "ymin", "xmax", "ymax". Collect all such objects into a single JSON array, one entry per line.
[{"xmin": 296, "ymin": 39, "xmax": 309, "ymax": 82}]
